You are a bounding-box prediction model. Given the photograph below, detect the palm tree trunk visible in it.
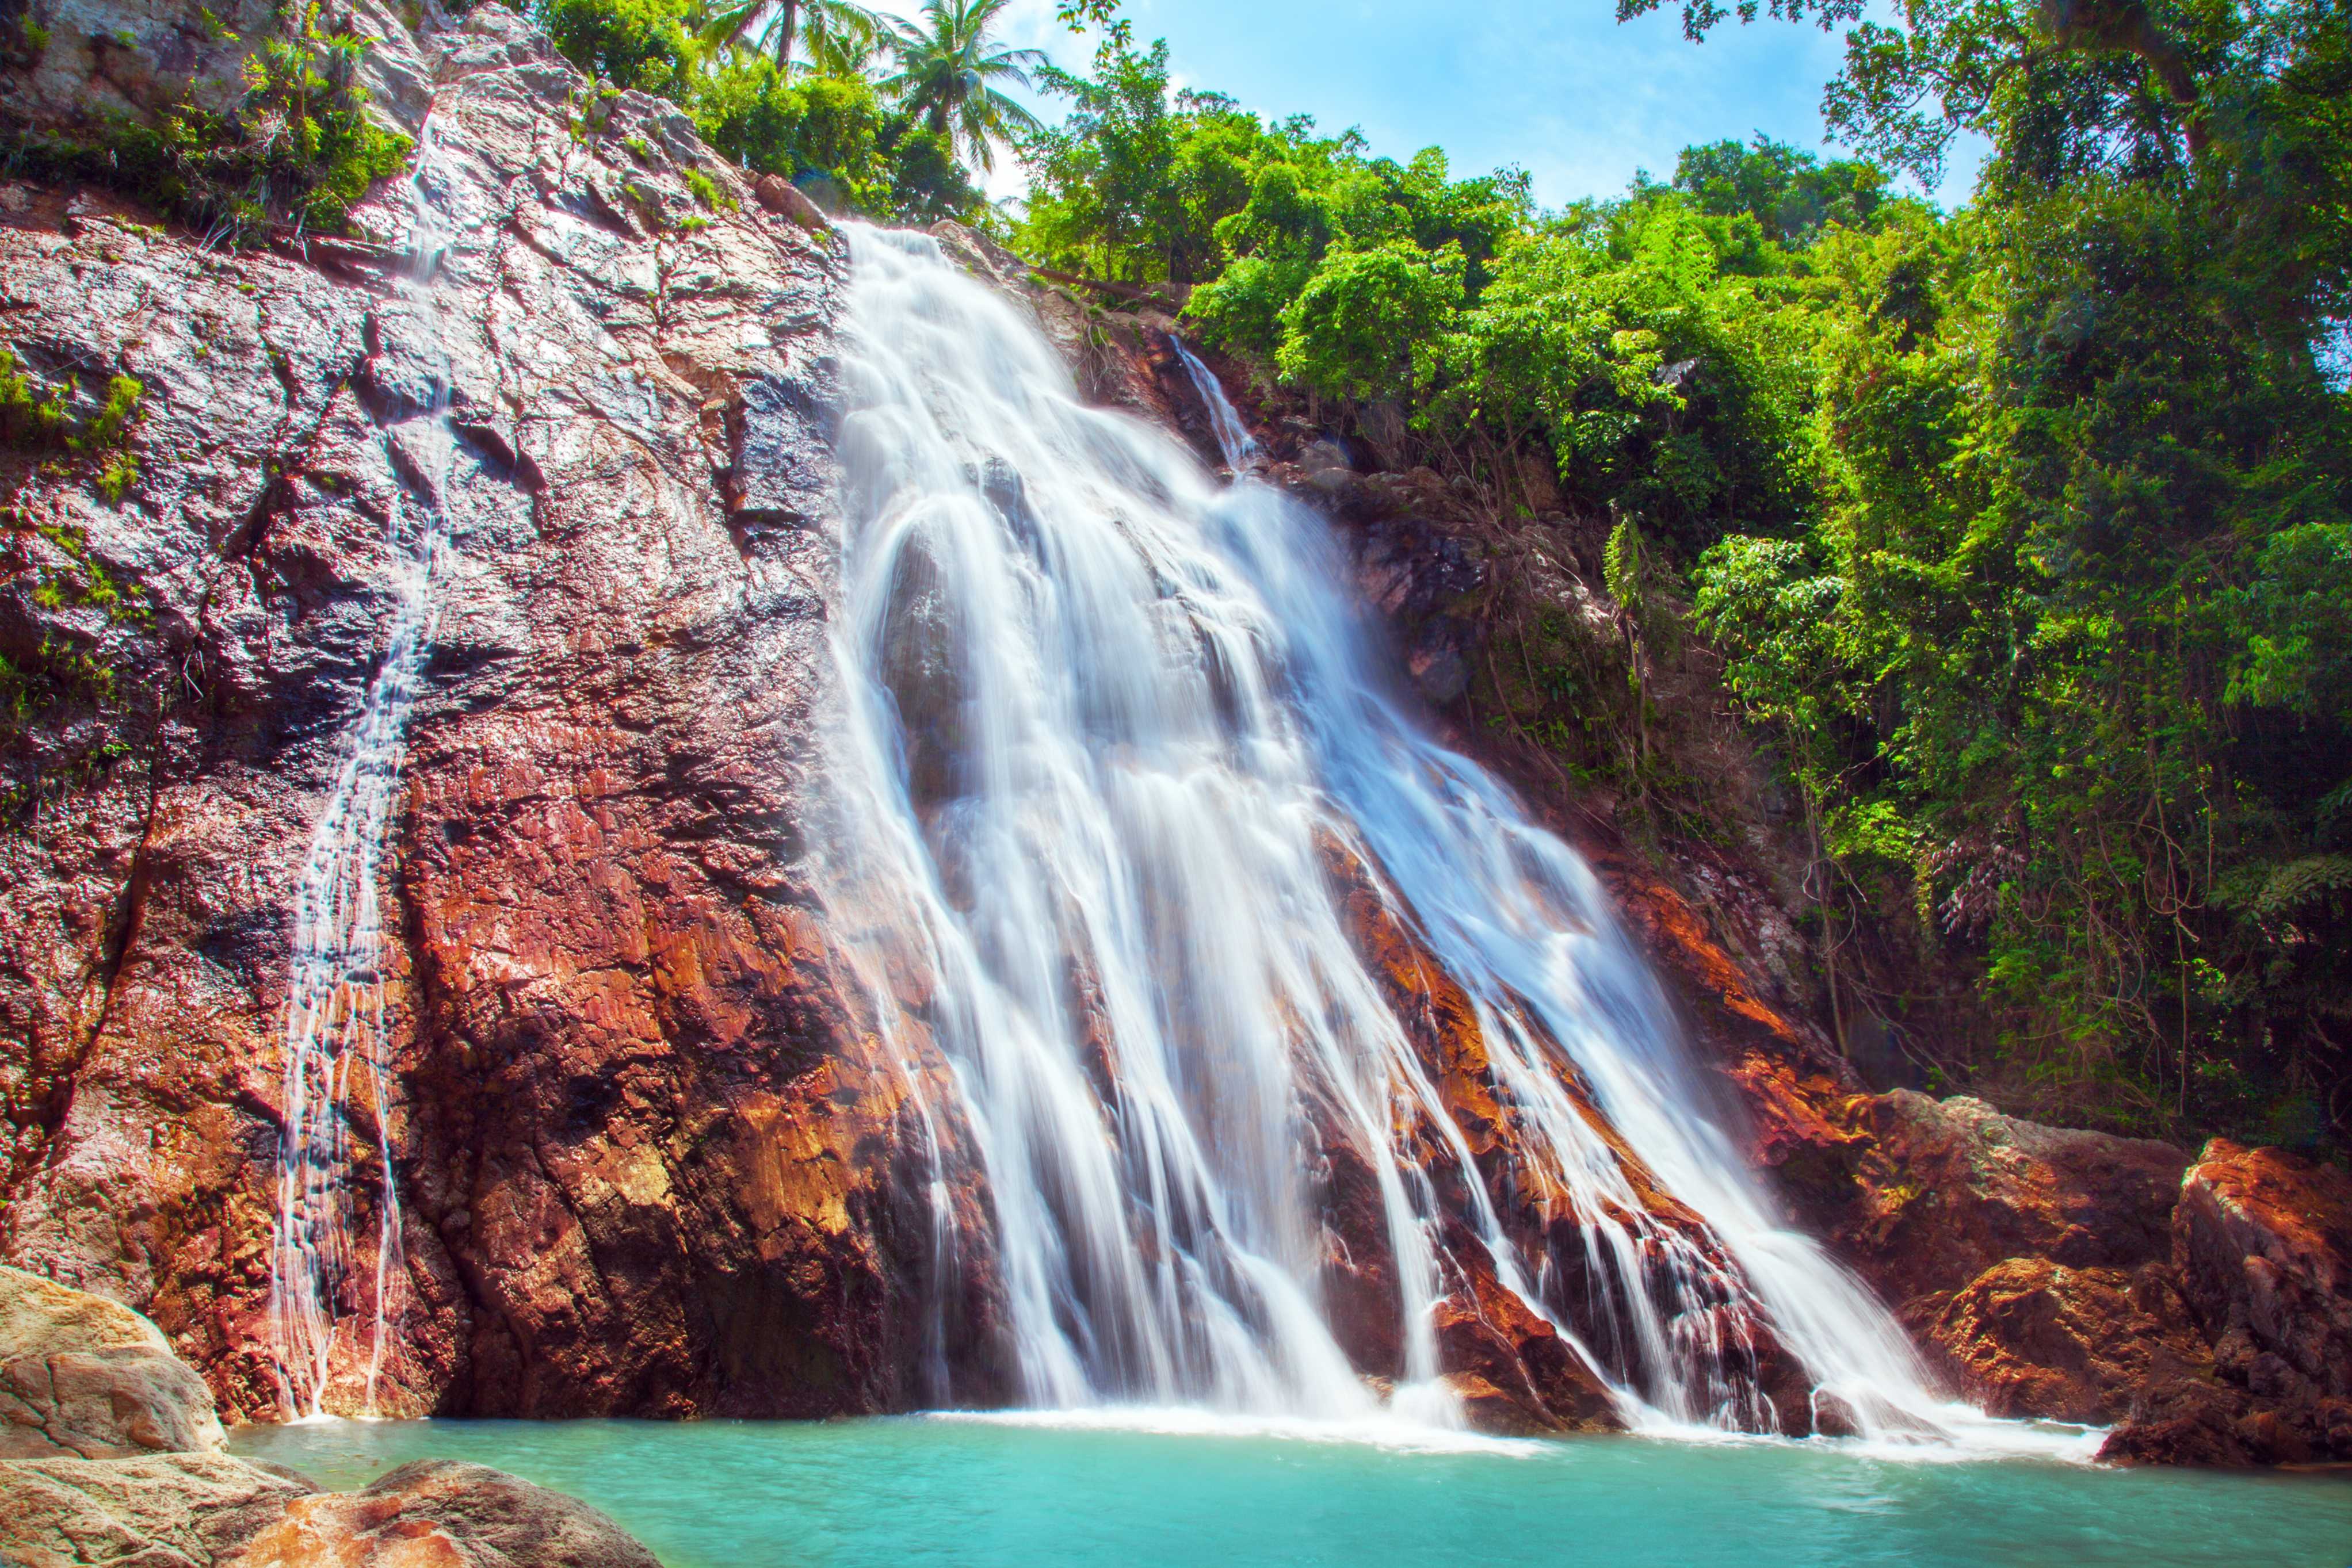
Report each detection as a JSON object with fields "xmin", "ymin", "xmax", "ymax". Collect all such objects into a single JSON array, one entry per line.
[{"xmin": 773, "ymin": 0, "xmax": 800, "ymax": 72}]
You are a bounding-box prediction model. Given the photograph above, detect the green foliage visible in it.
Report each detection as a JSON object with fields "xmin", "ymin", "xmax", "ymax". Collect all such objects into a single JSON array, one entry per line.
[
  {"xmin": 83, "ymin": 377, "xmax": 145, "ymax": 456},
  {"xmin": 875, "ymin": 0, "xmax": 1046, "ymax": 171},
  {"xmin": 879, "ymin": 114, "xmax": 987, "ymax": 223},
  {"xmin": 694, "ymin": 0, "xmax": 887, "ymax": 77},
  {"xmin": 7, "ymin": 3, "xmax": 411, "ymax": 242},
  {"xmin": 1021, "ymin": 35, "xmax": 1822, "ymax": 546},
  {"xmin": 0, "ymin": 520, "xmax": 146, "ymax": 816},
  {"xmin": 1276, "ymin": 240, "xmax": 1463, "ymax": 403},
  {"xmin": 1016, "ymin": 1, "xmax": 2352, "ymax": 1140},
  {"xmin": 1692, "ymin": 535, "xmax": 1844, "ymax": 756},
  {"xmin": 1670, "ymin": 0, "xmax": 2352, "ymax": 1137},
  {"xmin": 2228, "ymin": 523, "xmax": 2352, "ymax": 724},
  {"xmin": 1673, "ymin": 134, "xmax": 1885, "ymax": 248},
  {"xmin": 543, "ymin": 14, "xmax": 983, "ymax": 223},
  {"xmin": 1602, "ymin": 517, "xmax": 1645, "ymax": 622},
  {"xmin": 682, "ymin": 167, "xmax": 735, "ymax": 209},
  {"xmin": 1020, "ymin": 32, "xmax": 1530, "ymax": 305},
  {"xmin": 695, "ymin": 59, "xmax": 877, "ymax": 182},
  {"xmin": 1422, "ymin": 194, "xmax": 1817, "ymax": 547},
  {"xmin": 8, "ymin": 15, "xmax": 49, "ymax": 62},
  {"xmin": 543, "ymin": 0, "xmax": 697, "ymax": 101},
  {"xmin": 1, "ymin": 357, "xmax": 145, "ymax": 503},
  {"xmin": 1018, "ymin": 34, "xmax": 1203, "ymax": 282},
  {"xmin": 0, "ymin": 351, "xmax": 72, "ymax": 446}
]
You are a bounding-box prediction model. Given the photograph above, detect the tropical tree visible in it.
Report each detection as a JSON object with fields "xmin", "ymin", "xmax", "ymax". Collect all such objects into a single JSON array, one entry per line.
[
  {"xmin": 877, "ymin": 0, "xmax": 1048, "ymax": 170},
  {"xmin": 693, "ymin": 0, "xmax": 884, "ymax": 76}
]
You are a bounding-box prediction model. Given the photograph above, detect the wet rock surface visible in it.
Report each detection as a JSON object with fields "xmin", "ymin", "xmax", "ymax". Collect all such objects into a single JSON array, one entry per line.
[
  {"xmin": 5, "ymin": 0, "xmax": 2349, "ymax": 1471},
  {"xmin": 1155, "ymin": 315, "xmax": 2352, "ymax": 1462},
  {"xmin": 0, "ymin": 5, "xmax": 933, "ymax": 1425}
]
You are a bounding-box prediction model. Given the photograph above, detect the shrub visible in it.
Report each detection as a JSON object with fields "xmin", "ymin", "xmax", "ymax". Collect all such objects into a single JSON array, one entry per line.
[
  {"xmin": 7, "ymin": 5, "xmax": 410, "ymax": 242},
  {"xmin": 542, "ymin": 0, "xmax": 696, "ymax": 104}
]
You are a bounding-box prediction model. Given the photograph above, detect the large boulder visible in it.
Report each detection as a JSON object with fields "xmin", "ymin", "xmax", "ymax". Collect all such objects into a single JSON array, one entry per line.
[
  {"xmin": 1709, "ymin": 1074, "xmax": 2250, "ymax": 1445},
  {"xmin": 231, "ymin": 1459, "xmax": 662, "ymax": 1568},
  {"xmin": 0, "ymin": 1451, "xmax": 318, "ymax": 1567},
  {"xmin": 0, "ymin": 1265, "xmax": 227, "ymax": 1459},
  {"xmin": 2099, "ymin": 1141, "xmax": 2352, "ymax": 1465},
  {"xmin": 2174, "ymin": 1139, "xmax": 2352, "ymax": 1404},
  {"xmin": 1913, "ymin": 1258, "xmax": 2212, "ymax": 1425},
  {"xmin": 1812, "ymin": 1092, "xmax": 2191, "ymax": 1314}
]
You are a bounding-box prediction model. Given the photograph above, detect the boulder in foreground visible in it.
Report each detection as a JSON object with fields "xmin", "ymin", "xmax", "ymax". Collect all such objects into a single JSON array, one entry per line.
[
  {"xmin": 234, "ymin": 1458, "xmax": 665, "ymax": 1568},
  {"xmin": 0, "ymin": 1451, "xmax": 316, "ymax": 1567},
  {"xmin": 0, "ymin": 1269, "xmax": 669, "ymax": 1565},
  {"xmin": 0, "ymin": 1264, "xmax": 228, "ymax": 1460}
]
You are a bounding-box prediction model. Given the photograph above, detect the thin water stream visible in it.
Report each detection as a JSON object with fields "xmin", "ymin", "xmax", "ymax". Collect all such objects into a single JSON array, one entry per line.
[{"xmin": 268, "ymin": 118, "xmax": 460, "ymax": 1421}]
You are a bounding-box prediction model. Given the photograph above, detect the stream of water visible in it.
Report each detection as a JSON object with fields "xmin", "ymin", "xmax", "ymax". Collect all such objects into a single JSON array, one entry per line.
[
  {"xmin": 267, "ymin": 118, "xmax": 459, "ymax": 1421},
  {"xmin": 808, "ymin": 225, "xmax": 2055, "ymax": 1451}
]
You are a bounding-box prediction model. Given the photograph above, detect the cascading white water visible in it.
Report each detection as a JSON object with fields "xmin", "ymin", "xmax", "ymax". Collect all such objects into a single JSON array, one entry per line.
[
  {"xmin": 815, "ymin": 225, "xmax": 2091, "ymax": 1458},
  {"xmin": 1170, "ymin": 336, "xmax": 1259, "ymax": 471},
  {"xmin": 268, "ymin": 122, "xmax": 458, "ymax": 1421}
]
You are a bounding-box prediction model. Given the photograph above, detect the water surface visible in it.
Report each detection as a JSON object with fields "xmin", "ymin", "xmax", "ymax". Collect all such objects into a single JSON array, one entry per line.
[{"xmin": 233, "ymin": 1415, "xmax": 2352, "ymax": 1567}]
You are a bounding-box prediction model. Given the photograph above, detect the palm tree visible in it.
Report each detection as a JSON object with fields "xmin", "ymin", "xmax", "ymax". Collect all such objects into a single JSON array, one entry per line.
[
  {"xmin": 877, "ymin": 0, "xmax": 1047, "ymax": 171},
  {"xmin": 694, "ymin": 0, "xmax": 885, "ymax": 76}
]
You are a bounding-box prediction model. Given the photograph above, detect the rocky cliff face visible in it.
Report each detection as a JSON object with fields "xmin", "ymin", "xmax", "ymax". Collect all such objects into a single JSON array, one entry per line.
[
  {"xmin": 3, "ymin": 2, "xmax": 2347, "ymax": 1463},
  {"xmin": 1, "ymin": 4, "xmax": 942, "ymax": 1424}
]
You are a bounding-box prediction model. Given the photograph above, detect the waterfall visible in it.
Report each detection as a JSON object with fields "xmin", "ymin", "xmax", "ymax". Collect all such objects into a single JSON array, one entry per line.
[
  {"xmin": 268, "ymin": 121, "xmax": 458, "ymax": 1421},
  {"xmin": 814, "ymin": 224, "xmax": 2080, "ymax": 1456},
  {"xmin": 1170, "ymin": 336, "xmax": 1259, "ymax": 472}
]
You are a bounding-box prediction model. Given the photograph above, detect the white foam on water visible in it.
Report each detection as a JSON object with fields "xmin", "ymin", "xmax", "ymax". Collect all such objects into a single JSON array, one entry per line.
[{"xmin": 926, "ymin": 1404, "xmax": 1548, "ymax": 1458}]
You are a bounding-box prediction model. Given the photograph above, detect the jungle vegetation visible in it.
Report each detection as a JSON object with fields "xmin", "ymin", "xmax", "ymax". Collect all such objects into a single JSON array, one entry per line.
[
  {"xmin": 999, "ymin": 2, "xmax": 2352, "ymax": 1148},
  {"xmin": 512, "ymin": 0, "xmax": 2351, "ymax": 1141}
]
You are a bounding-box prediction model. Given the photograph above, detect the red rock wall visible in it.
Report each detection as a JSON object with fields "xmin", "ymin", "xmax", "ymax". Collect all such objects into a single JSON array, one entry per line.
[{"xmin": 0, "ymin": 12, "xmax": 949, "ymax": 1422}]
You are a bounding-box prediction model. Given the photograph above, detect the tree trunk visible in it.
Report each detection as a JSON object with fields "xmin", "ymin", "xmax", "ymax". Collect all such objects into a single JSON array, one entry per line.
[
  {"xmin": 774, "ymin": 0, "xmax": 800, "ymax": 72},
  {"xmin": 2037, "ymin": 0, "xmax": 2206, "ymax": 152}
]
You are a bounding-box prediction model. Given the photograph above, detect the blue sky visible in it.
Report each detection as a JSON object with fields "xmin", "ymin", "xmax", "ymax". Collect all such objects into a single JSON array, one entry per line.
[{"xmin": 875, "ymin": 0, "xmax": 1986, "ymax": 209}]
